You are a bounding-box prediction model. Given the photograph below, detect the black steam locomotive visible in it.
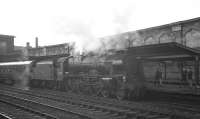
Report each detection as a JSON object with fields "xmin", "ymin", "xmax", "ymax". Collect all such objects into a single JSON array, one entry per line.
[{"xmin": 0, "ymin": 50, "xmax": 146, "ymax": 100}]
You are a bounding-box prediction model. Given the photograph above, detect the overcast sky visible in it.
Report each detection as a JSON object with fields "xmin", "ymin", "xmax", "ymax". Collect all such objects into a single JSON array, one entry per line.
[{"xmin": 0, "ymin": 0, "xmax": 200, "ymax": 51}]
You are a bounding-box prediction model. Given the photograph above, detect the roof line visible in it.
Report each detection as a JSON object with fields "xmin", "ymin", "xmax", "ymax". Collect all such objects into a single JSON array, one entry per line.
[
  {"xmin": 103, "ymin": 17, "xmax": 200, "ymax": 38},
  {"xmin": 134, "ymin": 17, "xmax": 200, "ymax": 33},
  {"xmin": 173, "ymin": 42, "xmax": 200, "ymax": 54},
  {"xmin": 128, "ymin": 42, "xmax": 200, "ymax": 55},
  {"xmin": 0, "ymin": 34, "xmax": 15, "ymax": 38}
]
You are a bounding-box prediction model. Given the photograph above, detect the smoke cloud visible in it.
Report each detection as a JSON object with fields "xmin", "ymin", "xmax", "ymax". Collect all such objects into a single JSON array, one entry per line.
[{"xmin": 52, "ymin": 3, "xmax": 136, "ymax": 53}]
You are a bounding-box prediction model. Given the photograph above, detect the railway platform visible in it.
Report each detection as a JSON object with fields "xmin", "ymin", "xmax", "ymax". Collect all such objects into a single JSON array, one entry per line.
[{"xmin": 147, "ymin": 82, "xmax": 200, "ymax": 96}]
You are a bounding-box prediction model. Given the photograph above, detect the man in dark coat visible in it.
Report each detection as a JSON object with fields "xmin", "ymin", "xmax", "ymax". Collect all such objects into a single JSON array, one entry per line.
[
  {"xmin": 181, "ymin": 68, "xmax": 187, "ymax": 88},
  {"xmin": 187, "ymin": 68, "xmax": 193, "ymax": 88},
  {"xmin": 155, "ymin": 68, "xmax": 162, "ymax": 87}
]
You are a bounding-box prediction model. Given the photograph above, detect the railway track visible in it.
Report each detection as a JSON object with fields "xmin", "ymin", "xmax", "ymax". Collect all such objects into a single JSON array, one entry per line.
[
  {"xmin": 0, "ymin": 101, "xmax": 47, "ymax": 119},
  {"xmin": 0, "ymin": 91, "xmax": 111, "ymax": 119},
  {"xmin": 142, "ymin": 90, "xmax": 200, "ymax": 112},
  {"xmin": 0, "ymin": 112, "xmax": 12, "ymax": 119},
  {"xmin": 29, "ymin": 88, "xmax": 200, "ymax": 118},
  {"xmin": 0, "ymin": 89, "xmax": 136, "ymax": 119},
  {"xmin": 0, "ymin": 85, "xmax": 198, "ymax": 119}
]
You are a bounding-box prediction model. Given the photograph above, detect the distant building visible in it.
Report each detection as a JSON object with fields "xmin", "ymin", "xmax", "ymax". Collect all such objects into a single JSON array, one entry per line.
[
  {"xmin": 0, "ymin": 34, "xmax": 22, "ymax": 62},
  {"xmin": 0, "ymin": 34, "xmax": 14, "ymax": 54}
]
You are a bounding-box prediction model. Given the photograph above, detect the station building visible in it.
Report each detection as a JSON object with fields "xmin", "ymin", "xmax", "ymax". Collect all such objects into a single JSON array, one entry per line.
[
  {"xmin": 102, "ymin": 17, "xmax": 200, "ymax": 91},
  {"xmin": 102, "ymin": 17, "xmax": 200, "ymax": 49}
]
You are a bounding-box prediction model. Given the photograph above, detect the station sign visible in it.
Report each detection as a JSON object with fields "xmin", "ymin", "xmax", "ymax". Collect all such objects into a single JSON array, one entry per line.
[
  {"xmin": 28, "ymin": 43, "xmax": 70, "ymax": 57},
  {"xmin": 112, "ymin": 60, "xmax": 123, "ymax": 65}
]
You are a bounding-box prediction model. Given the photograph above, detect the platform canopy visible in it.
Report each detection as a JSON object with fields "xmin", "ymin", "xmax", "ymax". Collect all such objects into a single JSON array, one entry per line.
[{"xmin": 127, "ymin": 42, "xmax": 200, "ymax": 61}]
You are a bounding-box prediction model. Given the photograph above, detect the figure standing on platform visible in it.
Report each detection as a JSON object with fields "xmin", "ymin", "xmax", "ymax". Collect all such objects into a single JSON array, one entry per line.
[
  {"xmin": 154, "ymin": 68, "xmax": 159, "ymax": 86},
  {"xmin": 160, "ymin": 69, "xmax": 163, "ymax": 85},
  {"xmin": 181, "ymin": 68, "xmax": 187, "ymax": 88},
  {"xmin": 155, "ymin": 68, "xmax": 162, "ymax": 87},
  {"xmin": 187, "ymin": 67, "xmax": 193, "ymax": 88}
]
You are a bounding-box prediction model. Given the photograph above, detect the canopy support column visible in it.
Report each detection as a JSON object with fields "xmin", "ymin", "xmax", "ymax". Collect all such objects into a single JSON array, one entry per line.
[
  {"xmin": 164, "ymin": 62, "xmax": 166, "ymax": 80},
  {"xmin": 194, "ymin": 56, "xmax": 199, "ymax": 85},
  {"xmin": 53, "ymin": 59, "xmax": 58, "ymax": 80}
]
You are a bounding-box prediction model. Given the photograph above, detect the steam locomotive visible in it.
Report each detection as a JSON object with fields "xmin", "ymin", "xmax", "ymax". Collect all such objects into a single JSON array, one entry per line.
[{"xmin": 0, "ymin": 51, "xmax": 144, "ymax": 100}]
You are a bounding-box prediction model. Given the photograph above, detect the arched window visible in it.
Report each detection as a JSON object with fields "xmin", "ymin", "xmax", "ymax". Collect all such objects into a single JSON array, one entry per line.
[
  {"xmin": 159, "ymin": 32, "xmax": 176, "ymax": 43},
  {"xmin": 185, "ymin": 29, "xmax": 200, "ymax": 48},
  {"xmin": 144, "ymin": 36, "xmax": 156, "ymax": 45}
]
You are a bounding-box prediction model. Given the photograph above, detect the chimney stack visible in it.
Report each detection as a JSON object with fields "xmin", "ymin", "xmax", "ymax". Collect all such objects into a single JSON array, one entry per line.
[
  {"xmin": 26, "ymin": 42, "xmax": 30, "ymax": 48},
  {"xmin": 35, "ymin": 37, "xmax": 39, "ymax": 48}
]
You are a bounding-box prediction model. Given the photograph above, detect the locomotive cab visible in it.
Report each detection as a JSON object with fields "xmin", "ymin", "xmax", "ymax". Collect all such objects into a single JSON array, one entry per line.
[{"xmin": 123, "ymin": 55, "xmax": 146, "ymax": 100}]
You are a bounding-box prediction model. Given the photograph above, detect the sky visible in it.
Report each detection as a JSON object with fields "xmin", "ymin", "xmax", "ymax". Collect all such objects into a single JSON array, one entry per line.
[{"xmin": 0, "ymin": 0, "xmax": 200, "ymax": 51}]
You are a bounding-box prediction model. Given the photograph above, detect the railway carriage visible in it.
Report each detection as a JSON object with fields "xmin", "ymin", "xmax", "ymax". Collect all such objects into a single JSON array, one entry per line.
[{"xmin": 0, "ymin": 61, "xmax": 32, "ymax": 90}]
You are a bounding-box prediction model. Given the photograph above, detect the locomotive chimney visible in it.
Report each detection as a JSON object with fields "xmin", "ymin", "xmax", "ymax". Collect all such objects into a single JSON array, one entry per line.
[{"xmin": 35, "ymin": 37, "xmax": 39, "ymax": 48}]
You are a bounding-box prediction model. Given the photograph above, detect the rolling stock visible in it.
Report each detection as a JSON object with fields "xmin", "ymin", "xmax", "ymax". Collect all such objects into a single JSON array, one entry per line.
[
  {"xmin": 1, "ymin": 42, "xmax": 200, "ymax": 100},
  {"xmin": 0, "ymin": 61, "xmax": 32, "ymax": 90}
]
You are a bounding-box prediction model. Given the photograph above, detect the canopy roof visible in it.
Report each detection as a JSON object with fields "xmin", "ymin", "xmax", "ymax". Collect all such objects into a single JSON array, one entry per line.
[{"xmin": 127, "ymin": 42, "xmax": 200, "ymax": 61}]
